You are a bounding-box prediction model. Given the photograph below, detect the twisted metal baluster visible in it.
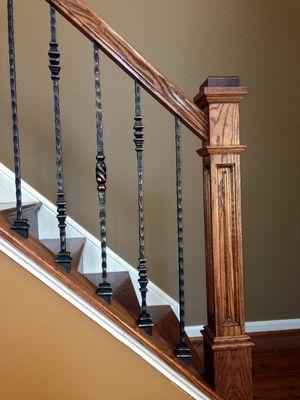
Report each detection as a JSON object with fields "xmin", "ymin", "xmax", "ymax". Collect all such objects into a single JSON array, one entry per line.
[
  {"xmin": 93, "ymin": 43, "xmax": 113, "ymax": 303},
  {"xmin": 48, "ymin": 5, "xmax": 72, "ymax": 271},
  {"xmin": 175, "ymin": 116, "xmax": 191, "ymax": 365},
  {"xmin": 134, "ymin": 80, "xmax": 153, "ymax": 335},
  {"xmin": 7, "ymin": 0, "xmax": 30, "ymax": 239}
]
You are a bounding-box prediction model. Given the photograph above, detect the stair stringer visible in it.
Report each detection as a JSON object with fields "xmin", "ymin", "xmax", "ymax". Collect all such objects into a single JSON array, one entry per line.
[
  {"xmin": 0, "ymin": 162, "xmax": 179, "ymax": 317},
  {"xmin": 0, "ymin": 235, "xmax": 212, "ymax": 400}
]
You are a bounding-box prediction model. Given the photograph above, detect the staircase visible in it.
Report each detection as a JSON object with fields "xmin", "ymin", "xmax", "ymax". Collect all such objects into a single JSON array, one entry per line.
[
  {"xmin": 0, "ymin": 197, "xmax": 217, "ymax": 400},
  {"xmin": 1, "ymin": 0, "xmax": 253, "ymax": 399}
]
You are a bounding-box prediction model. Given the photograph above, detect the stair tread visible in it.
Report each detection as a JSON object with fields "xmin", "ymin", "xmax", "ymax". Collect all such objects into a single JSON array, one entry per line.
[
  {"xmin": 85, "ymin": 272, "xmax": 141, "ymax": 316},
  {"xmin": 0, "ymin": 213, "xmax": 220, "ymax": 399},
  {"xmin": 40, "ymin": 238, "xmax": 85, "ymax": 271},
  {"xmin": 148, "ymin": 305, "xmax": 205, "ymax": 374},
  {"xmin": 85, "ymin": 274, "xmax": 205, "ymax": 376}
]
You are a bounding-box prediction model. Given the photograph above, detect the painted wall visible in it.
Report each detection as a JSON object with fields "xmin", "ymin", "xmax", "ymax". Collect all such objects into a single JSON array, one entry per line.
[
  {"xmin": 0, "ymin": 0, "xmax": 299, "ymax": 325},
  {"xmin": 0, "ymin": 251, "xmax": 192, "ymax": 399}
]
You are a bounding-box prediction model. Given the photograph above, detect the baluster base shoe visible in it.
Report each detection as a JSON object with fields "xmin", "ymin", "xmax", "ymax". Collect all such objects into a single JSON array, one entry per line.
[
  {"xmin": 55, "ymin": 251, "xmax": 72, "ymax": 272},
  {"xmin": 96, "ymin": 282, "xmax": 113, "ymax": 304},
  {"xmin": 11, "ymin": 219, "xmax": 30, "ymax": 239},
  {"xmin": 175, "ymin": 344, "xmax": 191, "ymax": 366},
  {"xmin": 137, "ymin": 312, "xmax": 153, "ymax": 336}
]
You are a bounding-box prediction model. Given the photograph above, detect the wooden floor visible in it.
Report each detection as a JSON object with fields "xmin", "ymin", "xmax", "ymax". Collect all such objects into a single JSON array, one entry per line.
[
  {"xmin": 192, "ymin": 329, "xmax": 300, "ymax": 400},
  {"xmin": 252, "ymin": 330, "xmax": 300, "ymax": 400}
]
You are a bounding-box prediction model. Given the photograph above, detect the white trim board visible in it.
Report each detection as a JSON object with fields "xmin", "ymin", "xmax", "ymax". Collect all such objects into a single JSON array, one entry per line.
[
  {"xmin": 0, "ymin": 162, "xmax": 179, "ymax": 317},
  {"xmin": 0, "ymin": 237, "xmax": 211, "ymax": 400},
  {"xmin": 185, "ymin": 319, "xmax": 300, "ymax": 338}
]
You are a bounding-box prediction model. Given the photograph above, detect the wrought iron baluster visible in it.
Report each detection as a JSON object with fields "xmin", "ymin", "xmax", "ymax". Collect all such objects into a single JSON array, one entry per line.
[
  {"xmin": 7, "ymin": 0, "xmax": 30, "ymax": 239},
  {"xmin": 48, "ymin": 5, "xmax": 72, "ymax": 271},
  {"xmin": 175, "ymin": 116, "xmax": 191, "ymax": 365},
  {"xmin": 93, "ymin": 43, "xmax": 113, "ymax": 303},
  {"xmin": 134, "ymin": 80, "xmax": 153, "ymax": 335}
]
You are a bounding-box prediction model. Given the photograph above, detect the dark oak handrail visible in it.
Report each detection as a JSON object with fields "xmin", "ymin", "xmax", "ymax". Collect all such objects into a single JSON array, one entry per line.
[{"xmin": 44, "ymin": 0, "xmax": 208, "ymax": 140}]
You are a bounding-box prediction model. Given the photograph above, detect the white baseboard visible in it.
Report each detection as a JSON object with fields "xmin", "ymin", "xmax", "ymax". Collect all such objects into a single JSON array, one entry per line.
[
  {"xmin": 186, "ymin": 319, "xmax": 300, "ymax": 338},
  {"xmin": 245, "ymin": 319, "xmax": 300, "ymax": 333}
]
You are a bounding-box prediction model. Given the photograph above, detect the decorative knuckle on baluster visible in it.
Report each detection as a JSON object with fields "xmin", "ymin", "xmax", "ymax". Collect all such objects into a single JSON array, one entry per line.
[
  {"xmin": 96, "ymin": 156, "xmax": 106, "ymax": 192},
  {"xmin": 49, "ymin": 42, "xmax": 61, "ymax": 81},
  {"xmin": 134, "ymin": 117, "xmax": 144, "ymax": 130},
  {"xmin": 134, "ymin": 118, "xmax": 144, "ymax": 151}
]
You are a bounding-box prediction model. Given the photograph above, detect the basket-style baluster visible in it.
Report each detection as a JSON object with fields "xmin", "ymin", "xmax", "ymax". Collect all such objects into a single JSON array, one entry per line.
[
  {"xmin": 48, "ymin": 5, "xmax": 72, "ymax": 271},
  {"xmin": 7, "ymin": 0, "xmax": 30, "ymax": 239},
  {"xmin": 133, "ymin": 80, "xmax": 153, "ymax": 335},
  {"xmin": 93, "ymin": 43, "xmax": 113, "ymax": 303},
  {"xmin": 174, "ymin": 116, "xmax": 191, "ymax": 365}
]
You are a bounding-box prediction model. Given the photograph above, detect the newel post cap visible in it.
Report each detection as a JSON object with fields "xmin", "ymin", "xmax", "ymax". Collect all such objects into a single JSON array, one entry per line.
[{"xmin": 194, "ymin": 76, "xmax": 248, "ymax": 109}]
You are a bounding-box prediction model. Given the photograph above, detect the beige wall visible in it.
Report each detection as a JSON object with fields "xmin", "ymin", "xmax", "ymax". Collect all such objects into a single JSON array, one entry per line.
[
  {"xmin": 0, "ymin": 251, "xmax": 192, "ymax": 399},
  {"xmin": 0, "ymin": 0, "xmax": 299, "ymax": 325}
]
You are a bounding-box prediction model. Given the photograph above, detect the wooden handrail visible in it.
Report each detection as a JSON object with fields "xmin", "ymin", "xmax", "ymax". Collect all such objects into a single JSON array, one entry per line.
[{"xmin": 44, "ymin": 0, "xmax": 208, "ymax": 140}]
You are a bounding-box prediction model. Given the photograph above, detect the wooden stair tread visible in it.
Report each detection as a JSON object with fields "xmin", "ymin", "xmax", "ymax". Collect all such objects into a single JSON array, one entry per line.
[
  {"xmin": 148, "ymin": 305, "xmax": 205, "ymax": 374},
  {"xmin": 40, "ymin": 238, "xmax": 85, "ymax": 271},
  {"xmin": 0, "ymin": 213, "xmax": 220, "ymax": 399},
  {"xmin": 85, "ymin": 274, "xmax": 206, "ymax": 375},
  {"xmin": 85, "ymin": 272, "xmax": 140, "ymax": 316}
]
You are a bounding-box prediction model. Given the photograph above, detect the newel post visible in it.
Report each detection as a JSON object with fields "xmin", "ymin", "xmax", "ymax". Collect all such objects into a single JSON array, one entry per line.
[{"xmin": 194, "ymin": 77, "xmax": 253, "ymax": 400}]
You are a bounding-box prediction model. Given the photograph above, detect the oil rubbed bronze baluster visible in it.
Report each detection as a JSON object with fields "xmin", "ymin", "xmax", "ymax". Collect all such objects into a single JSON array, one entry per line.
[
  {"xmin": 7, "ymin": 0, "xmax": 30, "ymax": 239},
  {"xmin": 175, "ymin": 116, "xmax": 191, "ymax": 365},
  {"xmin": 93, "ymin": 43, "xmax": 113, "ymax": 303},
  {"xmin": 48, "ymin": 4, "xmax": 72, "ymax": 271},
  {"xmin": 133, "ymin": 79, "xmax": 153, "ymax": 335}
]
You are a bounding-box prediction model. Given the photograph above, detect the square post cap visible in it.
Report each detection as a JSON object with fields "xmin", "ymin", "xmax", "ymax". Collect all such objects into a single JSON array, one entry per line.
[{"xmin": 194, "ymin": 76, "xmax": 247, "ymax": 108}]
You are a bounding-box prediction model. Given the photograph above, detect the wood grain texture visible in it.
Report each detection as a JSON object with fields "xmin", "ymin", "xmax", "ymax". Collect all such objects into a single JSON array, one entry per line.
[
  {"xmin": 252, "ymin": 330, "xmax": 300, "ymax": 400},
  {"xmin": 197, "ymin": 77, "xmax": 253, "ymax": 399},
  {"xmin": 43, "ymin": 0, "xmax": 208, "ymax": 140},
  {"xmin": 213, "ymin": 347, "xmax": 252, "ymax": 400},
  {"xmin": 193, "ymin": 330, "xmax": 300, "ymax": 400},
  {"xmin": 86, "ymin": 271, "xmax": 141, "ymax": 316},
  {"xmin": 40, "ymin": 237, "xmax": 85, "ymax": 271},
  {"xmin": 197, "ymin": 146, "xmax": 247, "ymax": 157},
  {"xmin": 0, "ymin": 214, "xmax": 221, "ymax": 400},
  {"xmin": 194, "ymin": 87, "xmax": 248, "ymax": 109},
  {"xmin": 148, "ymin": 305, "xmax": 205, "ymax": 375}
]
